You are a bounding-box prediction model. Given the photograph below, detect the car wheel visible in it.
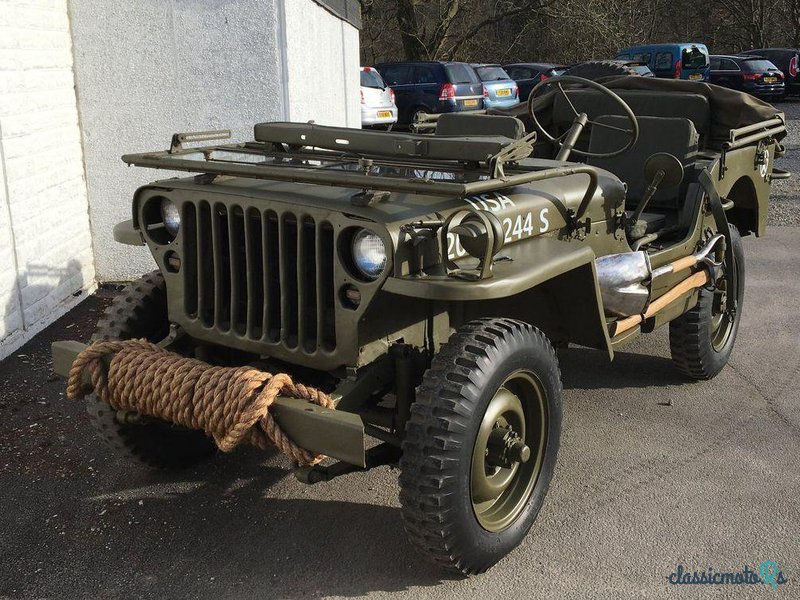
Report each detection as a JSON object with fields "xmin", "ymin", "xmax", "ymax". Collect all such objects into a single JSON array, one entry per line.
[
  {"xmin": 86, "ymin": 271, "xmax": 217, "ymax": 469},
  {"xmin": 669, "ymin": 225, "xmax": 745, "ymax": 380},
  {"xmin": 399, "ymin": 318, "xmax": 562, "ymax": 574}
]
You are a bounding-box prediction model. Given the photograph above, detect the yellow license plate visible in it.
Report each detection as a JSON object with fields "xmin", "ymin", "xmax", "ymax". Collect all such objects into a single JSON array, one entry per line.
[
  {"xmin": 496, "ymin": 88, "xmax": 511, "ymax": 96},
  {"xmin": 764, "ymin": 76, "xmax": 777, "ymax": 83},
  {"xmin": 377, "ymin": 111, "xmax": 392, "ymax": 118},
  {"xmin": 689, "ymin": 73, "xmax": 702, "ymax": 80},
  {"xmin": 464, "ymin": 98, "xmax": 479, "ymax": 107}
]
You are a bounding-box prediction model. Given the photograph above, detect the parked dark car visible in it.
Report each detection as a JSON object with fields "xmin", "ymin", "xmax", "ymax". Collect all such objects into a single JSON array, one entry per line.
[
  {"xmin": 741, "ymin": 48, "xmax": 799, "ymax": 96},
  {"xmin": 709, "ymin": 55, "xmax": 784, "ymax": 100},
  {"xmin": 374, "ymin": 61, "xmax": 484, "ymax": 125},
  {"xmin": 615, "ymin": 43, "xmax": 710, "ymax": 80},
  {"xmin": 503, "ymin": 62, "xmax": 567, "ymax": 101}
]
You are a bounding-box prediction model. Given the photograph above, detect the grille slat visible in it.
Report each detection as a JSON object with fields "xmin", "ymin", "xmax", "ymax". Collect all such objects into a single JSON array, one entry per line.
[
  {"xmin": 183, "ymin": 202, "xmax": 335, "ymax": 354},
  {"xmin": 298, "ymin": 217, "xmax": 318, "ymax": 352},
  {"xmin": 197, "ymin": 201, "xmax": 214, "ymax": 327},
  {"xmin": 244, "ymin": 208, "xmax": 263, "ymax": 337},
  {"xmin": 211, "ymin": 203, "xmax": 228, "ymax": 330},
  {"xmin": 183, "ymin": 203, "xmax": 198, "ymax": 318},
  {"xmin": 228, "ymin": 206, "xmax": 243, "ymax": 334},
  {"xmin": 264, "ymin": 211, "xmax": 280, "ymax": 343},
  {"xmin": 316, "ymin": 222, "xmax": 336, "ymax": 351}
]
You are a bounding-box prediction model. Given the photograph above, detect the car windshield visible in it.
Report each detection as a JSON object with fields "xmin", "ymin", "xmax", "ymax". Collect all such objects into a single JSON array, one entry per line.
[
  {"xmin": 445, "ymin": 64, "xmax": 478, "ymax": 84},
  {"xmin": 476, "ymin": 66, "xmax": 511, "ymax": 81},
  {"xmin": 360, "ymin": 70, "xmax": 385, "ymax": 89},
  {"xmin": 743, "ymin": 59, "xmax": 778, "ymax": 72},
  {"xmin": 682, "ymin": 47, "xmax": 709, "ymax": 69}
]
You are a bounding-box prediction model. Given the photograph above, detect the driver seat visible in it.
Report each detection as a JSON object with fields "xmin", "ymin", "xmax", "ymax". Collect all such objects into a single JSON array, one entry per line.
[{"xmin": 586, "ymin": 115, "xmax": 699, "ymax": 236}]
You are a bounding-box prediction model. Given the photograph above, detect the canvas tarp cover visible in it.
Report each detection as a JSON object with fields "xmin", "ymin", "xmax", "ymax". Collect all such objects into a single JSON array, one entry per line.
[{"xmin": 493, "ymin": 75, "xmax": 786, "ymax": 147}]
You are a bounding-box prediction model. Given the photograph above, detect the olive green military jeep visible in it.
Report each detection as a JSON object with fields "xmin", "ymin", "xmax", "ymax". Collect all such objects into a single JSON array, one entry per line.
[{"xmin": 53, "ymin": 75, "xmax": 787, "ymax": 574}]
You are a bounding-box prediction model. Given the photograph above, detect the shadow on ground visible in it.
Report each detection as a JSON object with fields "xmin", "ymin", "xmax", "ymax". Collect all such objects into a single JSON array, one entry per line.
[{"xmin": 559, "ymin": 345, "xmax": 687, "ymax": 390}]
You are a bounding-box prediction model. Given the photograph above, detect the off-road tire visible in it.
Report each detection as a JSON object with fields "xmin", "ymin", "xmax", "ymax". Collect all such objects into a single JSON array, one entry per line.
[
  {"xmin": 399, "ymin": 318, "xmax": 562, "ymax": 574},
  {"xmin": 563, "ymin": 60, "xmax": 640, "ymax": 80},
  {"xmin": 670, "ymin": 225, "xmax": 745, "ymax": 380},
  {"xmin": 86, "ymin": 271, "xmax": 216, "ymax": 469}
]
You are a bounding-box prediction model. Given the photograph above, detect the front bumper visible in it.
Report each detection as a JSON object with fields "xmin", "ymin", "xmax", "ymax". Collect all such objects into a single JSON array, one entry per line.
[{"xmin": 52, "ymin": 340, "xmax": 367, "ymax": 466}]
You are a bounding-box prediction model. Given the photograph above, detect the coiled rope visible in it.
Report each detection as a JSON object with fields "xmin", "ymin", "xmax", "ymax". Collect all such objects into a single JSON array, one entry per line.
[{"xmin": 66, "ymin": 339, "xmax": 334, "ymax": 465}]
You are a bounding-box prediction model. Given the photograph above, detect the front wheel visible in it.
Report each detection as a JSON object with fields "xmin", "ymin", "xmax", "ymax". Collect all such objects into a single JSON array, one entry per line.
[
  {"xmin": 399, "ymin": 318, "xmax": 562, "ymax": 574},
  {"xmin": 87, "ymin": 271, "xmax": 216, "ymax": 469},
  {"xmin": 669, "ymin": 225, "xmax": 745, "ymax": 379}
]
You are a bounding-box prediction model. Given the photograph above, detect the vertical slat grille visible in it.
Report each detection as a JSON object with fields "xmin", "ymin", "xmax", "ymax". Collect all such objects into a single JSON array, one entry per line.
[{"xmin": 182, "ymin": 201, "xmax": 336, "ymax": 354}]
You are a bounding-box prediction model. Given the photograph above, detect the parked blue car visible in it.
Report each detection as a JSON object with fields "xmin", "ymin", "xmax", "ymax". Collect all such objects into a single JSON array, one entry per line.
[
  {"xmin": 615, "ymin": 43, "xmax": 710, "ymax": 81},
  {"xmin": 374, "ymin": 61, "xmax": 484, "ymax": 125},
  {"xmin": 471, "ymin": 64, "xmax": 519, "ymax": 109}
]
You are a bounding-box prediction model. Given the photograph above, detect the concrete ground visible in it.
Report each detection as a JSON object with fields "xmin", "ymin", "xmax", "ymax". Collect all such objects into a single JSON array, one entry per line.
[{"xmin": 0, "ymin": 228, "xmax": 797, "ymax": 599}]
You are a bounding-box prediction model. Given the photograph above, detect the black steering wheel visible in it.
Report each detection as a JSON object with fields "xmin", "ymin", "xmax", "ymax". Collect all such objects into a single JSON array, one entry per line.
[{"xmin": 527, "ymin": 75, "xmax": 639, "ymax": 161}]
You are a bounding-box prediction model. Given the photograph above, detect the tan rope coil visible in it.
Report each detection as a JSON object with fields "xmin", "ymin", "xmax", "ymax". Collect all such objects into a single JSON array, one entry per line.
[{"xmin": 66, "ymin": 339, "xmax": 334, "ymax": 465}]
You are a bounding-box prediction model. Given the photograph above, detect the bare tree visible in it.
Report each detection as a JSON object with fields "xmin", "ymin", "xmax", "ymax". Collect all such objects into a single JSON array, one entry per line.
[{"xmin": 360, "ymin": 0, "xmax": 800, "ymax": 67}]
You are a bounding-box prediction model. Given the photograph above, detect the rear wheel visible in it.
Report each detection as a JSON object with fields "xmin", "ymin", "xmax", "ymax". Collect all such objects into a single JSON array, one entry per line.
[
  {"xmin": 87, "ymin": 271, "xmax": 216, "ymax": 469},
  {"xmin": 669, "ymin": 225, "xmax": 745, "ymax": 379},
  {"xmin": 399, "ymin": 318, "xmax": 562, "ymax": 574}
]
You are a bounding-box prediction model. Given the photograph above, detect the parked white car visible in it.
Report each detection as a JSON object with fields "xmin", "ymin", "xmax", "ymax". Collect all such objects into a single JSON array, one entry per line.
[{"xmin": 360, "ymin": 66, "xmax": 398, "ymax": 129}]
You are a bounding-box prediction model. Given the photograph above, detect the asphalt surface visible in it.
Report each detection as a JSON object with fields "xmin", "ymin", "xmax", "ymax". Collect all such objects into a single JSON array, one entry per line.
[
  {"xmin": 2, "ymin": 118, "xmax": 800, "ymax": 599},
  {"xmin": 770, "ymin": 98, "xmax": 800, "ymax": 226}
]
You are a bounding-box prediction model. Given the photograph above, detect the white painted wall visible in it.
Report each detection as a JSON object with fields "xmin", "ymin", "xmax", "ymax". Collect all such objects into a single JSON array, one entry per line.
[
  {"xmin": 0, "ymin": 0, "xmax": 358, "ymax": 359},
  {"xmin": 68, "ymin": 0, "xmax": 289, "ymax": 282},
  {"xmin": 283, "ymin": 0, "xmax": 361, "ymax": 127},
  {"xmin": 0, "ymin": 0, "xmax": 96, "ymax": 361}
]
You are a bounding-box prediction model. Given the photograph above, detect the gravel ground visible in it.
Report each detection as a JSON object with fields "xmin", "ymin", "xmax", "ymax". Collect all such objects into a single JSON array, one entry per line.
[{"xmin": 769, "ymin": 98, "xmax": 800, "ymax": 226}]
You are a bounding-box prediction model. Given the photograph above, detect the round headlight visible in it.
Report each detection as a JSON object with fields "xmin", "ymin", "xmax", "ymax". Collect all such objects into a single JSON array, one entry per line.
[
  {"xmin": 160, "ymin": 199, "xmax": 181, "ymax": 236},
  {"xmin": 351, "ymin": 228, "xmax": 387, "ymax": 280}
]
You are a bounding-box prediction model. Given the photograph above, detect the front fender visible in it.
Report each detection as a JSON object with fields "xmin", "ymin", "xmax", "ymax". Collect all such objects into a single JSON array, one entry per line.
[{"xmin": 383, "ymin": 236, "xmax": 613, "ymax": 359}]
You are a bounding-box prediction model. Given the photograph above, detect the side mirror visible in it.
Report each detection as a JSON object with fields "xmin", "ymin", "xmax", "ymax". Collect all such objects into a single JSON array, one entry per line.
[{"xmin": 644, "ymin": 152, "xmax": 684, "ymax": 189}]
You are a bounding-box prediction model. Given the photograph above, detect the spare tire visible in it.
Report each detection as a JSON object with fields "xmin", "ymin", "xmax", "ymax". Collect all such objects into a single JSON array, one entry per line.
[{"xmin": 562, "ymin": 60, "xmax": 640, "ymax": 80}]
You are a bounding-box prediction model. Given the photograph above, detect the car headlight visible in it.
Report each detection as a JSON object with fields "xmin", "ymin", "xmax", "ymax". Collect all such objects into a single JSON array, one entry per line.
[
  {"xmin": 351, "ymin": 228, "xmax": 387, "ymax": 280},
  {"xmin": 160, "ymin": 199, "xmax": 181, "ymax": 236}
]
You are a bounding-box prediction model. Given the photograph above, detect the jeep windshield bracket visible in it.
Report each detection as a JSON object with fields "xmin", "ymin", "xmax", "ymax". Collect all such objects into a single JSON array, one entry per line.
[
  {"xmin": 169, "ymin": 129, "xmax": 231, "ymax": 154},
  {"xmin": 489, "ymin": 131, "xmax": 538, "ymax": 178}
]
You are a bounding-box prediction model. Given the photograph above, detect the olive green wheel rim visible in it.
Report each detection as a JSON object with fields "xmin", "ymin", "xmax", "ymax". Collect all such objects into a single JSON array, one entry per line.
[
  {"xmin": 710, "ymin": 250, "xmax": 739, "ymax": 352},
  {"xmin": 470, "ymin": 370, "xmax": 548, "ymax": 532}
]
